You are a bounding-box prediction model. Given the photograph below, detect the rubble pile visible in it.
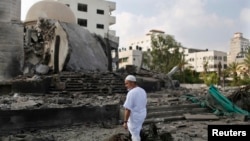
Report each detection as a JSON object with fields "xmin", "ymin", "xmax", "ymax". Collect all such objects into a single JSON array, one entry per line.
[
  {"xmin": 227, "ymin": 85, "xmax": 250, "ymax": 112},
  {"xmin": 1, "ymin": 86, "xmax": 249, "ymax": 141},
  {"xmin": 49, "ymin": 71, "xmax": 127, "ymax": 95}
]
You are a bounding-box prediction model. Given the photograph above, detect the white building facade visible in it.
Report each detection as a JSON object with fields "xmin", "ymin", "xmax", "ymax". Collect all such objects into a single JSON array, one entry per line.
[
  {"xmin": 126, "ymin": 29, "xmax": 165, "ymax": 52},
  {"xmin": 185, "ymin": 49, "xmax": 227, "ymax": 72},
  {"xmin": 118, "ymin": 29, "xmax": 228, "ymax": 73},
  {"xmin": 54, "ymin": 0, "xmax": 116, "ymax": 38},
  {"xmin": 118, "ymin": 49, "xmax": 143, "ymax": 69},
  {"xmin": 117, "ymin": 29, "xmax": 165, "ymax": 69}
]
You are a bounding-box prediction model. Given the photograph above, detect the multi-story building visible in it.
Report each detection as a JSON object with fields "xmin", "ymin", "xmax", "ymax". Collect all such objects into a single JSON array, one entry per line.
[
  {"xmin": 117, "ymin": 29, "xmax": 166, "ymax": 70},
  {"xmin": 54, "ymin": 0, "xmax": 116, "ymax": 37},
  {"xmin": 185, "ymin": 49, "xmax": 227, "ymax": 72},
  {"xmin": 127, "ymin": 29, "xmax": 165, "ymax": 52},
  {"xmin": 227, "ymin": 32, "xmax": 250, "ymax": 65},
  {"xmin": 118, "ymin": 48, "xmax": 143, "ymax": 69},
  {"xmin": 118, "ymin": 29, "xmax": 228, "ymax": 73}
]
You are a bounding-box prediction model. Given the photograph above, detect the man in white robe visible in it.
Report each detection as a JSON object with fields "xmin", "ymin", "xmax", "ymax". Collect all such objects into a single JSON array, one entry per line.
[{"xmin": 123, "ymin": 75, "xmax": 147, "ymax": 141}]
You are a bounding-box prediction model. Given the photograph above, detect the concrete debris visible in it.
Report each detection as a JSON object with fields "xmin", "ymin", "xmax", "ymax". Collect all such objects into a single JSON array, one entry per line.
[
  {"xmin": 0, "ymin": 86, "xmax": 249, "ymax": 141},
  {"xmin": 183, "ymin": 113, "xmax": 219, "ymax": 120},
  {"xmin": 227, "ymin": 85, "xmax": 250, "ymax": 111},
  {"xmin": 35, "ymin": 64, "xmax": 50, "ymax": 75},
  {"xmin": 23, "ymin": 18, "xmax": 109, "ymax": 75},
  {"xmin": 11, "ymin": 100, "xmax": 40, "ymax": 110}
]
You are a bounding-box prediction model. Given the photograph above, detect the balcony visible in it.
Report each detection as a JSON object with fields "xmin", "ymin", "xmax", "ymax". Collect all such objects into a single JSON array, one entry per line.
[
  {"xmin": 105, "ymin": 31, "xmax": 119, "ymax": 43},
  {"xmin": 107, "ymin": 1, "xmax": 116, "ymax": 12},
  {"xmin": 104, "ymin": 31, "xmax": 119, "ymax": 49},
  {"xmin": 109, "ymin": 16, "xmax": 116, "ymax": 25}
]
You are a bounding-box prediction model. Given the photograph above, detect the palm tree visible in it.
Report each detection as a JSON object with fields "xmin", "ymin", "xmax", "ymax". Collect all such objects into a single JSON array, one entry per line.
[
  {"xmin": 226, "ymin": 62, "xmax": 242, "ymax": 85},
  {"xmin": 203, "ymin": 61, "xmax": 209, "ymax": 74}
]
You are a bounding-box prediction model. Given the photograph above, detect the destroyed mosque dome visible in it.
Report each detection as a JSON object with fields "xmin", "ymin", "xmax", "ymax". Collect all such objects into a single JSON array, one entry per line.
[{"xmin": 25, "ymin": 0, "xmax": 76, "ymax": 24}]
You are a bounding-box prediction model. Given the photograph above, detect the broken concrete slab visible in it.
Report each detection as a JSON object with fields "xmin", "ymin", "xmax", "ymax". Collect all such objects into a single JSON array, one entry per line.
[
  {"xmin": 184, "ymin": 113, "xmax": 219, "ymax": 120},
  {"xmin": 11, "ymin": 100, "xmax": 38, "ymax": 110},
  {"xmin": 35, "ymin": 64, "xmax": 50, "ymax": 74}
]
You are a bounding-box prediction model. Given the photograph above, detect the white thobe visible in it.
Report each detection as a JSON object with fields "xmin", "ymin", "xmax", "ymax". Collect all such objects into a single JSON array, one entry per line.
[{"xmin": 123, "ymin": 87, "xmax": 147, "ymax": 141}]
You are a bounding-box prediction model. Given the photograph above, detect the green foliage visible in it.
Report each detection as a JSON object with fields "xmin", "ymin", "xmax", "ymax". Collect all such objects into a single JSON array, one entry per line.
[
  {"xmin": 234, "ymin": 77, "xmax": 250, "ymax": 86},
  {"xmin": 226, "ymin": 62, "xmax": 242, "ymax": 86},
  {"xmin": 243, "ymin": 46, "xmax": 250, "ymax": 75},
  {"xmin": 225, "ymin": 46, "xmax": 250, "ymax": 86},
  {"xmin": 142, "ymin": 34, "xmax": 184, "ymax": 74},
  {"xmin": 173, "ymin": 69, "xmax": 203, "ymax": 83},
  {"xmin": 203, "ymin": 72, "xmax": 219, "ymax": 86}
]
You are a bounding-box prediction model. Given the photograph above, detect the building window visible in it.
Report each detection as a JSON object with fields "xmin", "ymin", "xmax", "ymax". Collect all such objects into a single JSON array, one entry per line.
[
  {"xmin": 78, "ymin": 3, "xmax": 87, "ymax": 12},
  {"xmin": 223, "ymin": 56, "xmax": 227, "ymax": 61},
  {"xmin": 224, "ymin": 64, "xmax": 227, "ymax": 69},
  {"xmin": 214, "ymin": 64, "xmax": 217, "ymax": 68},
  {"xmin": 97, "ymin": 9, "xmax": 104, "ymax": 15},
  {"xmin": 65, "ymin": 4, "xmax": 70, "ymax": 7},
  {"xmin": 78, "ymin": 18, "xmax": 87, "ymax": 27},
  {"xmin": 96, "ymin": 24, "xmax": 104, "ymax": 29},
  {"xmin": 122, "ymin": 57, "xmax": 128, "ymax": 62}
]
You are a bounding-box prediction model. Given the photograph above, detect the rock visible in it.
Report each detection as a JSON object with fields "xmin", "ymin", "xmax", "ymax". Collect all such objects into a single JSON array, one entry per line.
[
  {"xmin": 57, "ymin": 98, "xmax": 72, "ymax": 104},
  {"xmin": 35, "ymin": 64, "xmax": 50, "ymax": 75},
  {"xmin": 11, "ymin": 100, "xmax": 38, "ymax": 110}
]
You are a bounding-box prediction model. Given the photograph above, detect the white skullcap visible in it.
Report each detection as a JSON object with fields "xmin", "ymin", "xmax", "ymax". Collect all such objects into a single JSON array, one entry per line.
[{"xmin": 125, "ymin": 75, "xmax": 136, "ymax": 82}]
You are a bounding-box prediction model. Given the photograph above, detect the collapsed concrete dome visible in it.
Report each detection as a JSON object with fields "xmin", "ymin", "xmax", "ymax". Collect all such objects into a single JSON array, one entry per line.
[
  {"xmin": 23, "ymin": 1, "xmax": 109, "ymax": 74},
  {"xmin": 53, "ymin": 21, "xmax": 109, "ymax": 72},
  {"xmin": 24, "ymin": 0, "xmax": 76, "ymax": 24},
  {"xmin": 24, "ymin": 18, "xmax": 109, "ymax": 73}
]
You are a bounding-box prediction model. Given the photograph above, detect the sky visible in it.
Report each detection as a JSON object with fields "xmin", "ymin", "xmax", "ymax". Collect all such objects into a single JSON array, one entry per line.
[{"xmin": 21, "ymin": 0, "xmax": 250, "ymax": 52}]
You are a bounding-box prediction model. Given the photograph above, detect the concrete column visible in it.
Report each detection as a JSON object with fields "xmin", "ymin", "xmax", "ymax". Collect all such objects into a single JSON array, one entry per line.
[
  {"xmin": 0, "ymin": 0, "xmax": 23, "ymax": 80},
  {"xmin": 0, "ymin": 0, "xmax": 21, "ymax": 22}
]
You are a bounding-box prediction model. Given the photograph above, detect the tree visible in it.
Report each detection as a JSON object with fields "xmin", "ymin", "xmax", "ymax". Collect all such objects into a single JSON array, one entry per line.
[
  {"xmin": 142, "ymin": 34, "xmax": 184, "ymax": 74},
  {"xmin": 203, "ymin": 61, "xmax": 209, "ymax": 74},
  {"xmin": 226, "ymin": 62, "xmax": 242, "ymax": 86},
  {"xmin": 217, "ymin": 61, "xmax": 222, "ymax": 85},
  {"xmin": 203, "ymin": 72, "xmax": 218, "ymax": 86},
  {"xmin": 178, "ymin": 55, "xmax": 188, "ymax": 83},
  {"xmin": 243, "ymin": 46, "xmax": 250, "ymax": 76}
]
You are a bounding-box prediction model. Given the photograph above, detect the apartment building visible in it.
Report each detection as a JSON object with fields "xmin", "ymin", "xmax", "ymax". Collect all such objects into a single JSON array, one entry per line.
[
  {"xmin": 185, "ymin": 49, "xmax": 227, "ymax": 72},
  {"xmin": 118, "ymin": 49, "xmax": 143, "ymax": 69},
  {"xmin": 117, "ymin": 29, "xmax": 166, "ymax": 69},
  {"xmin": 127, "ymin": 29, "xmax": 165, "ymax": 52},
  {"xmin": 54, "ymin": 0, "xmax": 116, "ymax": 38},
  {"xmin": 118, "ymin": 29, "xmax": 228, "ymax": 73},
  {"xmin": 227, "ymin": 32, "xmax": 250, "ymax": 65}
]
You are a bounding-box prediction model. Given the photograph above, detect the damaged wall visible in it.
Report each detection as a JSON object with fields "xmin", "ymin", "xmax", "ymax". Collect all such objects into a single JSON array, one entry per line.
[{"xmin": 0, "ymin": 0, "xmax": 24, "ymax": 81}]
